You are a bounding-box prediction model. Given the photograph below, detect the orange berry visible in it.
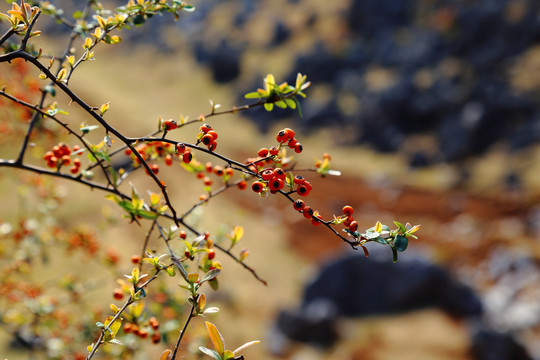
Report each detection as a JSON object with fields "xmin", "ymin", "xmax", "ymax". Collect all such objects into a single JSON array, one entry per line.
[
  {"xmin": 276, "ymin": 130, "xmax": 288, "ymax": 143},
  {"xmin": 164, "ymin": 154, "xmax": 173, "ymax": 166},
  {"xmin": 123, "ymin": 323, "xmax": 133, "ymax": 334},
  {"xmin": 294, "ymin": 143, "xmax": 303, "ymax": 153},
  {"xmin": 284, "ymin": 128, "xmax": 295, "ymax": 139},
  {"xmin": 293, "ymin": 199, "xmax": 305, "ymax": 211},
  {"xmin": 269, "ymin": 146, "xmax": 279, "ymax": 156},
  {"xmin": 180, "ymin": 230, "xmax": 187, "ymax": 239},
  {"xmin": 150, "ymin": 164, "xmax": 159, "ymax": 174},
  {"xmin": 138, "ymin": 329, "xmax": 148, "ymax": 339},
  {"xmin": 200, "ymin": 124, "xmax": 212, "ymax": 133},
  {"xmin": 311, "ymin": 214, "xmax": 322, "ymax": 226},
  {"xmin": 61, "ymin": 155, "xmax": 71, "ymax": 166},
  {"xmin": 208, "ymin": 140, "xmax": 217, "ymax": 151},
  {"xmin": 213, "ymin": 166, "xmax": 224, "ymax": 176},
  {"xmin": 349, "ymin": 221, "xmax": 358, "ymax": 232},
  {"xmin": 131, "ymin": 255, "xmax": 141, "ymax": 264},
  {"xmin": 203, "ymin": 177, "xmax": 213, "ymax": 186},
  {"xmin": 342, "ymin": 205, "xmax": 354, "ymax": 217},
  {"xmin": 251, "ymin": 181, "xmax": 264, "ymax": 193},
  {"xmin": 151, "ymin": 332, "xmax": 161, "ymax": 344},
  {"xmin": 237, "ymin": 180, "xmax": 247, "ymax": 190},
  {"xmin": 149, "ymin": 317, "xmax": 159, "ymax": 330},
  {"xmin": 201, "ymin": 134, "xmax": 214, "ymax": 146},
  {"xmin": 163, "ymin": 120, "xmax": 178, "ymax": 131},
  {"xmin": 207, "ymin": 130, "xmax": 218, "ymax": 140}
]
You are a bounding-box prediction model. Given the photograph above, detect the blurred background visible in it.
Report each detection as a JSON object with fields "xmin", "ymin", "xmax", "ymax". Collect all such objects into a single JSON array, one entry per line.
[{"xmin": 3, "ymin": 0, "xmax": 540, "ymax": 359}]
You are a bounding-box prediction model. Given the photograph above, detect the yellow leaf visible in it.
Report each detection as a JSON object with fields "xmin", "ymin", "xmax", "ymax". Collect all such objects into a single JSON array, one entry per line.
[
  {"xmin": 149, "ymin": 192, "xmax": 161, "ymax": 206},
  {"xmin": 130, "ymin": 301, "xmax": 145, "ymax": 318},
  {"xmin": 67, "ymin": 55, "xmax": 75, "ymax": 67},
  {"xmin": 83, "ymin": 37, "xmax": 92, "ymax": 50},
  {"xmin": 205, "ymin": 321, "xmax": 225, "ymax": 355},
  {"xmin": 93, "ymin": 26, "xmax": 103, "ymax": 39},
  {"xmin": 95, "ymin": 15, "xmax": 107, "ymax": 28},
  {"xmin": 39, "ymin": 73, "xmax": 47, "ymax": 80},
  {"xmin": 104, "ymin": 316, "xmax": 122, "ymax": 339},
  {"xmin": 56, "ymin": 68, "xmax": 67, "ymax": 82},
  {"xmin": 374, "ymin": 221, "xmax": 382, "ymax": 233},
  {"xmin": 87, "ymin": 344, "xmax": 94, "ymax": 353},
  {"xmin": 110, "ymin": 304, "xmax": 120, "ymax": 314},
  {"xmin": 100, "ymin": 102, "xmax": 110, "ymax": 115},
  {"xmin": 233, "ymin": 226, "xmax": 244, "ymax": 241}
]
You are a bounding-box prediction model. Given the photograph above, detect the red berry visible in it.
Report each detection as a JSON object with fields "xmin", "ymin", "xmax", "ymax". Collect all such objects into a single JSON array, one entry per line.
[
  {"xmin": 237, "ymin": 180, "xmax": 247, "ymax": 190},
  {"xmin": 283, "ymin": 128, "xmax": 295, "ymax": 140},
  {"xmin": 276, "ymin": 130, "xmax": 288, "ymax": 143},
  {"xmin": 203, "ymin": 177, "xmax": 213, "ymax": 186},
  {"xmin": 260, "ymin": 168, "xmax": 274, "ymax": 181},
  {"xmin": 176, "ymin": 143, "xmax": 186, "ymax": 154},
  {"xmin": 342, "ymin": 205, "xmax": 354, "ymax": 217},
  {"xmin": 200, "ymin": 124, "xmax": 212, "ymax": 133},
  {"xmin": 213, "ymin": 166, "xmax": 224, "ymax": 176},
  {"xmin": 294, "ymin": 143, "xmax": 303, "ymax": 153},
  {"xmin": 269, "ymin": 146, "xmax": 279, "ymax": 156},
  {"xmin": 297, "ymin": 184, "xmax": 310, "ymax": 196},
  {"xmin": 273, "ymin": 168, "xmax": 286, "ymax": 180},
  {"xmin": 123, "ymin": 323, "xmax": 133, "ymax": 333},
  {"xmin": 268, "ymin": 178, "xmax": 284, "ymax": 192},
  {"xmin": 293, "ymin": 199, "xmax": 305, "ymax": 211},
  {"xmin": 151, "ymin": 332, "xmax": 161, "ymax": 344},
  {"xmin": 302, "ymin": 206, "xmax": 314, "ymax": 219},
  {"xmin": 288, "ymin": 138, "xmax": 297, "ymax": 148},
  {"xmin": 182, "ymin": 151, "xmax": 192, "ymax": 163},
  {"xmin": 251, "ymin": 181, "xmax": 264, "ymax": 193},
  {"xmin": 113, "ymin": 288, "xmax": 124, "ymax": 300},
  {"xmin": 293, "ymin": 175, "xmax": 305, "ymax": 184},
  {"xmin": 207, "ymin": 249, "xmax": 215, "ymax": 260},
  {"xmin": 258, "ymin": 148, "xmax": 269, "ymax": 157},
  {"xmin": 311, "ymin": 215, "xmax": 322, "ymax": 226},
  {"xmin": 150, "ymin": 164, "xmax": 159, "ymax": 174},
  {"xmin": 163, "ymin": 120, "xmax": 177, "ymax": 131},
  {"xmin": 349, "ymin": 221, "xmax": 358, "ymax": 232},
  {"xmin": 180, "ymin": 230, "xmax": 187, "ymax": 239},
  {"xmin": 131, "ymin": 255, "xmax": 141, "ymax": 264},
  {"xmin": 208, "ymin": 140, "xmax": 217, "ymax": 152}
]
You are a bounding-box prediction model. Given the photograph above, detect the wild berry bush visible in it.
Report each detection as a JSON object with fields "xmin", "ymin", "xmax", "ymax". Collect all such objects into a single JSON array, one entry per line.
[{"xmin": 0, "ymin": 1, "xmax": 419, "ymax": 359}]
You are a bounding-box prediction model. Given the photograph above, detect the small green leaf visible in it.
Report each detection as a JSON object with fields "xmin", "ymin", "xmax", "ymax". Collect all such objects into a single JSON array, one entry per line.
[
  {"xmin": 200, "ymin": 268, "xmax": 220, "ymax": 284},
  {"xmin": 244, "ymin": 92, "xmax": 261, "ymax": 99},
  {"xmin": 391, "ymin": 245, "xmax": 398, "ymax": 263},
  {"xmin": 274, "ymin": 100, "xmax": 287, "ymax": 109},
  {"xmin": 264, "ymin": 103, "xmax": 274, "ymax": 111},
  {"xmin": 394, "ymin": 235, "xmax": 408, "ymax": 252}
]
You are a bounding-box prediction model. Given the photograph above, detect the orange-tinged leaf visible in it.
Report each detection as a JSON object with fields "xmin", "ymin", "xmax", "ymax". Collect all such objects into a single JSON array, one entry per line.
[
  {"xmin": 56, "ymin": 68, "xmax": 67, "ymax": 82},
  {"xmin": 160, "ymin": 349, "xmax": 172, "ymax": 360},
  {"xmin": 198, "ymin": 293, "xmax": 206, "ymax": 310},
  {"xmin": 223, "ymin": 350, "xmax": 235, "ymax": 360},
  {"xmin": 205, "ymin": 321, "xmax": 225, "ymax": 355}
]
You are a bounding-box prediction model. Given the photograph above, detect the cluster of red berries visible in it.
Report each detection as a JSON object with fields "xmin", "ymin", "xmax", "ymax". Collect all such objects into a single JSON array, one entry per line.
[
  {"xmin": 341, "ymin": 205, "xmax": 358, "ymax": 232},
  {"xmin": 198, "ymin": 124, "xmax": 218, "ymax": 151},
  {"xmin": 275, "ymin": 127, "xmax": 302, "ymax": 154},
  {"xmin": 291, "ymin": 199, "xmax": 323, "ymax": 226},
  {"xmin": 43, "ymin": 143, "xmax": 82, "ymax": 174},
  {"xmin": 122, "ymin": 317, "xmax": 161, "ymax": 344}
]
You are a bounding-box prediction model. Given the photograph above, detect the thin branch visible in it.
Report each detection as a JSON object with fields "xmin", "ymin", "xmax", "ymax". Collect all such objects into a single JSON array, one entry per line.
[
  {"xmin": 20, "ymin": 10, "xmax": 41, "ymax": 51},
  {"xmin": 171, "ymin": 302, "xmax": 196, "ymax": 360},
  {"xmin": 0, "ymin": 28, "xmax": 15, "ymax": 47}
]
